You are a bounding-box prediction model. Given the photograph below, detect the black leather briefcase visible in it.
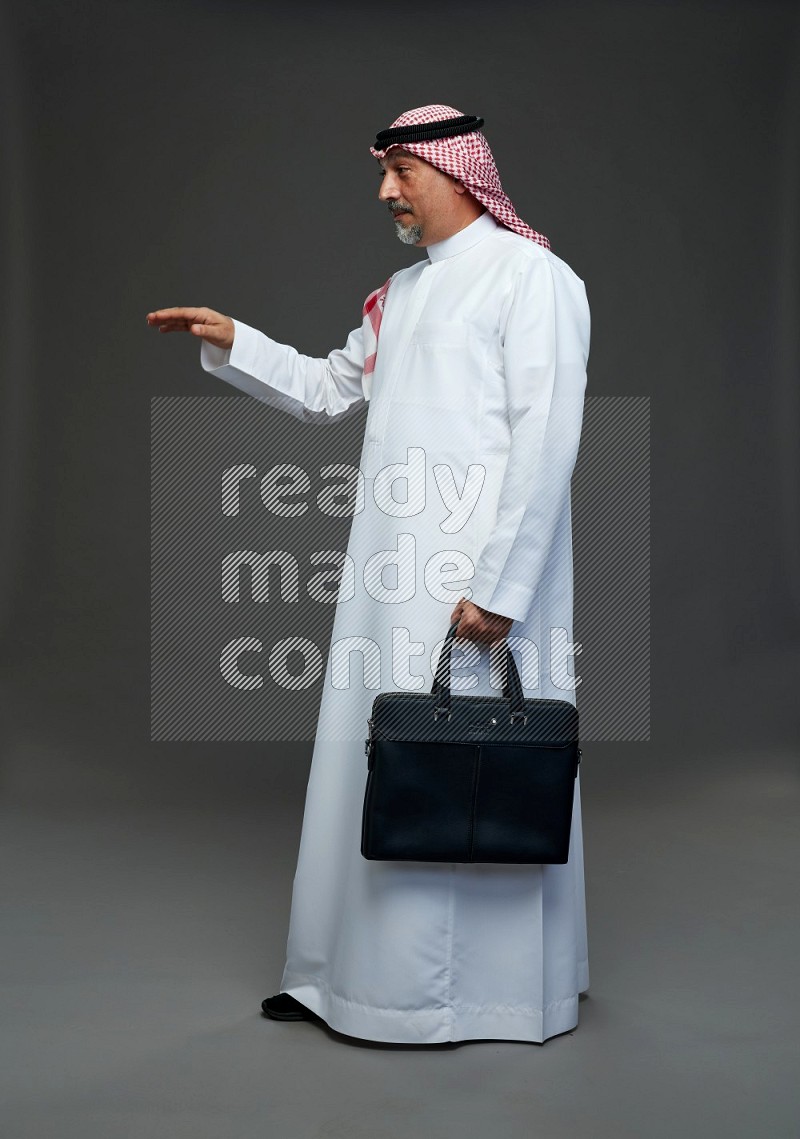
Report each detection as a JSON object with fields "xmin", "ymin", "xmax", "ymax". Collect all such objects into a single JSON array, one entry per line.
[{"xmin": 361, "ymin": 621, "xmax": 581, "ymax": 864}]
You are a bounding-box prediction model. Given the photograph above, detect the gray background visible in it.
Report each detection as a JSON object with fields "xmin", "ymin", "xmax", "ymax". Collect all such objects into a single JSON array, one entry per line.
[{"xmin": 1, "ymin": 1, "xmax": 798, "ymax": 1136}]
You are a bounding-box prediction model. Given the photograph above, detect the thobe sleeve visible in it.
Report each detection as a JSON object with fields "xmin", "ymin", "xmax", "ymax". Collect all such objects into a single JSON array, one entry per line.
[
  {"xmin": 467, "ymin": 256, "xmax": 590, "ymax": 624},
  {"xmin": 199, "ymin": 316, "xmax": 367, "ymax": 423}
]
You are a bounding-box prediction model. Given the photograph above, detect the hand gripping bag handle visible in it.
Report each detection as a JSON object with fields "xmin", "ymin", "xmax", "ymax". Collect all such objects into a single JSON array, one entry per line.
[{"xmin": 430, "ymin": 620, "xmax": 526, "ymax": 722}]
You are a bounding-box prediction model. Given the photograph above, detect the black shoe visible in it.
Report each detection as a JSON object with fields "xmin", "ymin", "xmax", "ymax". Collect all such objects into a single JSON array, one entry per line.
[{"xmin": 261, "ymin": 992, "xmax": 314, "ymax": 1021}]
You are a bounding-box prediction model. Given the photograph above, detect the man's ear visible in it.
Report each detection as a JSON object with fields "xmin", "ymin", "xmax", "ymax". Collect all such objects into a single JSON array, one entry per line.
[{"xmin": 453, "ymin": 179, "xmax": 468, "ymax": 195}]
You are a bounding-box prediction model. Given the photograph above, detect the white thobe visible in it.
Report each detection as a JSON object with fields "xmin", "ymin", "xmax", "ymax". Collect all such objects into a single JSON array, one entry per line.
[{"xmin": 201, "ymin": 210, "xmax": 591, "ymax": 1043}]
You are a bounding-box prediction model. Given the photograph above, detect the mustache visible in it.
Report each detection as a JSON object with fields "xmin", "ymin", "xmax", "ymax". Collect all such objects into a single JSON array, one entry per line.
[{"xmin": 389, "ymin": 204, "xmax": 413, "ymax": 216}]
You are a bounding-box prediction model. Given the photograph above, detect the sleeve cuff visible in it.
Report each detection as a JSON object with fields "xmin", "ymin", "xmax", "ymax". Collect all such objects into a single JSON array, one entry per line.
[
  {"xmin": 199, "ymin": 318, "xmax": 257, "ymax": 374},
  {"xmin": 466, "ymin": 574, "xmax": 535, "ymax": 625}
]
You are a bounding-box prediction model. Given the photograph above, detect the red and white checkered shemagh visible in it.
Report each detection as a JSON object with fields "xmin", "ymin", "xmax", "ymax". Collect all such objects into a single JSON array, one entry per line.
[
  {"xmin": 370, "ymin": 103, "xmax": 550, "ymax": 252},
  {"xmin": 361, "ymin": 277, "xmax": 392, "ymax": 380},
  {"xmin": 361, "ymin": 104, "xmax": 550, "ymax": 387}
]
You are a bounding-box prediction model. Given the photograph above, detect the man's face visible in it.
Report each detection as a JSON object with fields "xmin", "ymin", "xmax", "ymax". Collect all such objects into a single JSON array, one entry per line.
[{"xmin": 376, "ymin": 148, "xmax": 462, "ymax": 247}]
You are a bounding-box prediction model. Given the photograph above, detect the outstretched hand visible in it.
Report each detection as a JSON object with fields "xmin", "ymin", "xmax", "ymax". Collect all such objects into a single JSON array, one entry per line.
[
  {"xmin": 449, "ymin": 599, "xmax": 514, "ymax": 645},
  {"xmin": 146, "ymin": 306, "xmax": 235, "ymax": 351}
]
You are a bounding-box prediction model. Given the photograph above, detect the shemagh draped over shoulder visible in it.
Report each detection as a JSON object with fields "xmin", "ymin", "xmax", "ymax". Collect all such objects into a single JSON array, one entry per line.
[{"xmin": 361, "ymin": 104, "xmax": 550, "ymax": 390}]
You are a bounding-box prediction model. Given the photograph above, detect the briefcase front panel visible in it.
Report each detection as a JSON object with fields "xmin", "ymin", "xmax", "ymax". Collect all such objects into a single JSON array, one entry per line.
[
  {"xmin": 361, "ymin": 692, "xmax": 580, "ymax": 864},
  {"xmin": 471, "ymin": 743, "xmax": 576, "ymax": 863},
  {"xmin": 361, "ymin": 738, "xmax": 480, "ymax": 862}
]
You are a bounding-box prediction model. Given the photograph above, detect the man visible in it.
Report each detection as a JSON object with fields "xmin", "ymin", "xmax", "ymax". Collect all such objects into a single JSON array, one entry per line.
[{"xmin": 147, "ymin": 104, "xmax": 591, "ymax": 1044}]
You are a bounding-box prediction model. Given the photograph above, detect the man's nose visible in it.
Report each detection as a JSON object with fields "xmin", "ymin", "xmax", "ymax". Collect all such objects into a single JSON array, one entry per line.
[{"xmin": 378, "ymin": 172, "xmax": 400, "ymax": 201}]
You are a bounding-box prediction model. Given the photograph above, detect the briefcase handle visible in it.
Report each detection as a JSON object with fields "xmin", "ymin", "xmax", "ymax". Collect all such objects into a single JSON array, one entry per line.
[{"xmin": 430, "ymin": 620, "xmax": 527, "ymax": 722}]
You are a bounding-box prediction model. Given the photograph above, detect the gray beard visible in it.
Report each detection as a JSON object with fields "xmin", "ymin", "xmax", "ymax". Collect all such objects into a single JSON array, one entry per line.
[{"xmin": 394, "ymin": 218, "xmax": 423, "ymax": 245}]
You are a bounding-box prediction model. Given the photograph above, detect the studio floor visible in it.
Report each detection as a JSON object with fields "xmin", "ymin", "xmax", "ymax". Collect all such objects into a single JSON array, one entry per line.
[{"xmin": 1, "ymin": 685, "xmax": 797, "ymax": 1139}]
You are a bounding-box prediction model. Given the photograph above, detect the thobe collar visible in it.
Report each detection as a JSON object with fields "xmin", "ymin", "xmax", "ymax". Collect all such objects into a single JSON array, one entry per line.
[{"xmin": 425, "ymin": 209, "xmax": 500, "ymax": 263}]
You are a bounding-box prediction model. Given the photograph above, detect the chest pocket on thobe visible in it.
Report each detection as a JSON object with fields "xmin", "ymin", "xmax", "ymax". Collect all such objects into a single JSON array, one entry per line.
[{"xmin": 398, "ymin": 320, "xmax": 482, "ymax": 409}]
